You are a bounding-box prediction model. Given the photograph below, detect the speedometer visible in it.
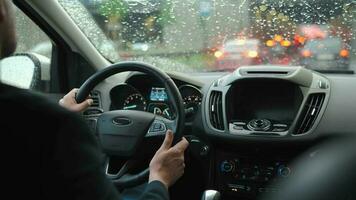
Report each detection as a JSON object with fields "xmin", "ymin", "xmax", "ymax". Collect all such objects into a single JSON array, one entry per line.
[{"xmin": 123, "ymin": 93, "xmax": 147, "ymax": 111}]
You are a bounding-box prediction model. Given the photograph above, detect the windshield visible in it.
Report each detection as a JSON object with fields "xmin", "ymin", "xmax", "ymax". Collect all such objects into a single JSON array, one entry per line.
[{"xmin": 59, "ymin": 0, "xmax": 356, "ymax": 73}]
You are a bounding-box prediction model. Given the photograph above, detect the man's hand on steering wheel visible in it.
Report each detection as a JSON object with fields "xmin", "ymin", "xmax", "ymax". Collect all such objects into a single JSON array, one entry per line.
[
  {"xmin": 59, "ymin": 88, "xmax": 93, "ymax": 112},
  {"xmin": 149, "ymin": 130, "xmax": 189, "ymax": 189}
]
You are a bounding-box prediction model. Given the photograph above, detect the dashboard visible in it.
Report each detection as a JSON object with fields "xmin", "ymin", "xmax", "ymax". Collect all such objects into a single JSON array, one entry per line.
[
  {"xmin": 86, "ymin": 66, "xmax": 356, "ymax": 140},
  {"xmin": 109, "ymin": 73, "xmax": 202, "ymax": 121},
  {"xmin": 84, "ymin": 66, "xmax": 356, "ymax": 200}
]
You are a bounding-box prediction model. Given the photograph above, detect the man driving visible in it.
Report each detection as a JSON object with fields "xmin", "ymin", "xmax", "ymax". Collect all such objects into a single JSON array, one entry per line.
[{"xmin": 0, "ymin": 0, "xmax": 189, "ymax": 199}]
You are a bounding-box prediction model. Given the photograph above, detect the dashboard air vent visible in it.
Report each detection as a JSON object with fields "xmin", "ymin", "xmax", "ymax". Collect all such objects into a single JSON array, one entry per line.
[
  {"xmin": 294, "ymin": 93, "xmax": 325, "ymax": 135},
  {"xmin": 209, "ymin": 91, "xmax": 224, "ymax": 130},
  {"xmin": 83, "ymin": 91, "xmax": 103, "ymax": 116},
  {"xmin": 90, "ymin": 91, "xmax": 101, "ymax": 108}
]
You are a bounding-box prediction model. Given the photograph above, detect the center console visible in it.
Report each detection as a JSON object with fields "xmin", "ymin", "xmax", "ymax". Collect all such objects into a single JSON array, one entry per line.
[
  {"xmin": 204, "ymin": 66, "xmax": 330, "ymax": 138},
  {"xmin": 226, "ymin": 79, "xmax": 303, "ymax": 136},
  {"xmin": 201, "ymin": 66, "xmax": 331, "ymax": 199}
]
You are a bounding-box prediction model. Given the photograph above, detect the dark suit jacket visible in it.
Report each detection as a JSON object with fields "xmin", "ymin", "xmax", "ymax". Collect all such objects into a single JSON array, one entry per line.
[{"xmin": 0, "ymin": 83, "xmax": 168, "ymax": 200}]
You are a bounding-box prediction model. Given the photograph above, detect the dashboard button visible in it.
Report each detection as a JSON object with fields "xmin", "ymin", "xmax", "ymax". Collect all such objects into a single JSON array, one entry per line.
[
  {"xmin": 233, "ymin": 121, "xmax": 246, "ymax": 126},
  {"xmin": 220, "ymin": 160, "xmax": 235, "ymax": 173},
  {"xmin": 272, "ymin": 128, "xmax": 287, "ymax": 132},
  {"xmin": 273, "ymin": 124, "xmax": 288, "ymax": 128},
  {"xmin": 277, "ymin": 165, "xmax": 291, "ymax": 178},
  {"xmin": 318, "ymin": 80, "xmax": 328, "ymax": 89},
  {"xmin": 228, "ymin": 183, "xmax": 253, "ymax": 194},
  {"xmin": 233, "ymin": 125, "xmax": 244, "ymax": 130}
]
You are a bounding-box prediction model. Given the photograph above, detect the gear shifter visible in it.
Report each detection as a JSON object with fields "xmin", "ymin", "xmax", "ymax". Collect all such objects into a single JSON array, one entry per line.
[{"xmin": 201, "ymin": 190, "xmax": 221, "ymax": 200}]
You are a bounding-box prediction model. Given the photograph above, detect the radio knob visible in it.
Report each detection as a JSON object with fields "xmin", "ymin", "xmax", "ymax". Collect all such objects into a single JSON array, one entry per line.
[
  {"xmin": 256, "ymin": 119, "xmax": 264, "ymax": 127},
  {"xmin": 220, "ymin": 160, "xmax": 235, "ymax": 173}
]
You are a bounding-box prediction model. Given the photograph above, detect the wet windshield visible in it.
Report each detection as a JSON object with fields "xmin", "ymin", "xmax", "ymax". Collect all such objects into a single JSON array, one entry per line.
[{"xmin": 59, "ymin": 0, "xmax": 356, "ymax": 73}]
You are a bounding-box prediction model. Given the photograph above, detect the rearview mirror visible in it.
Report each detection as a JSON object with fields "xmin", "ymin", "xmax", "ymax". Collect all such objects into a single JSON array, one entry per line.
[{"xmin": 0, "ymin": 53, "xmax": 49, "ymax": 90}]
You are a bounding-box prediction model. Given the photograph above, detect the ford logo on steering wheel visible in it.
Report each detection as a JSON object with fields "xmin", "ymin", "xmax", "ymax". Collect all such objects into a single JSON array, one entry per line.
[{"xmin": 112, "ymin": 117, "xmax": 132, "ymax": 126}]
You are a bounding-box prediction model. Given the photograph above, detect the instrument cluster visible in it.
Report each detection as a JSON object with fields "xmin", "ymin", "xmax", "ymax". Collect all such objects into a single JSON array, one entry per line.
[{"xmin": 110, "ymin": 83, "xmax": 202, "ymax": 121}]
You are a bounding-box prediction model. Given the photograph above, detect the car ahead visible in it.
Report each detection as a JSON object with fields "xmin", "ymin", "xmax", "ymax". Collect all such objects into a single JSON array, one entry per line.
[
  {"xmin": 214, "ymin": 39, "xmax": 262, "ymax": 71},
  {"xmin": 299, "ymin": 37, "xmax": 350, "ymax": 70}
]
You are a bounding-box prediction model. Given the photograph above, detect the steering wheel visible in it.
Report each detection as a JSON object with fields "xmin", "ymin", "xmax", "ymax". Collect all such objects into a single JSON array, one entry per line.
[
  {"xmin": 263, "ymin": 136, "xmax": 356, "ymax": 200},
  {"xmin": 76, "ymin": 61, "xmax": 185, "ymax": 188}
]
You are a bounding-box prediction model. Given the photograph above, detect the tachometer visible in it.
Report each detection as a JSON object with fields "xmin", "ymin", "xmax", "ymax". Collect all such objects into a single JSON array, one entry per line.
[{"xmin": 123, "ymin": 93, "xmax": 147, "ymax": 111}]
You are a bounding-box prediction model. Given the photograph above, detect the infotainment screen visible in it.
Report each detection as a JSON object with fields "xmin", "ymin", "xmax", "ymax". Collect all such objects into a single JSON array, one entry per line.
[
  {"xmin": 150, "ymin": 87, "xmax": 168, "ymax": 101},
  {"xmin": 227, "ymin": 79, "xmax": 303, "ymax": 123}
]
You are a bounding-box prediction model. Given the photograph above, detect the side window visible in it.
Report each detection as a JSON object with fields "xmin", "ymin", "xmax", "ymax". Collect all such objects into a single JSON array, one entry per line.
[
  {"xmin": 15, "ymin": 8, "xmax": 52, "ymax": 59},
  {"xmin": 7, "ymin": 6, "xmax": 52, "ymax": 92}
]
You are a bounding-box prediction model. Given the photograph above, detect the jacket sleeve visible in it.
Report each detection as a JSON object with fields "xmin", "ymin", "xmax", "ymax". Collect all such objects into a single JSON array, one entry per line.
[
  {"xmin": 52, "ymin": 112, "xmax": 122, "ymax": 200},
  {"xmin": 138, "ymin": 181, "xmax": 169, "ymax": 200}
]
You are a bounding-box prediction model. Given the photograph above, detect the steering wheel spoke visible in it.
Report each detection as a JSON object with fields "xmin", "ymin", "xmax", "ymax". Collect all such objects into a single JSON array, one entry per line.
[
  {"xmin": 83, "ymin": 115, "xmax": 100, "ymax": 136},
  {"xmin": 105, "ymin": 157, "xmax": 129, "ymax": 180}
]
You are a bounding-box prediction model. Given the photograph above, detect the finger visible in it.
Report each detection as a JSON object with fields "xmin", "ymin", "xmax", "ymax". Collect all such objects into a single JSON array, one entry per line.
[
  {"xmin": 159, "ymin": 130, "xmax": 174, "ymax": 151},
  {"xmin": 69, "ymin": 88, "xmax": 79, "ymax": 96},
  {"xmin": 63, "ymin": 88, "xmax": 78, "ymax": 99},
  {"xmin": 172, "ymin": 137, "xmax": 189, "ymax": 153},
  {"xmin": 73, "ymin": 99, "xmax": 93, "ymax": 112},
  {"xmin": 58, "ymin": 98, "xmax": 67, "ymax": 108}
]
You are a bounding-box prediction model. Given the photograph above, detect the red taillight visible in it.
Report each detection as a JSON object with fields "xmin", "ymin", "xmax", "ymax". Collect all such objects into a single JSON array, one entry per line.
[
  {"xmin": 297, "ymin": 36, "xmax": 306, "ymax": 44},
  {"xmin": 301, "ymin": 50, "xmax": 312, "ymax": 58},
  {"xmin": 339, "ymin": 49, "xmax": 349, "ymax": 58}
]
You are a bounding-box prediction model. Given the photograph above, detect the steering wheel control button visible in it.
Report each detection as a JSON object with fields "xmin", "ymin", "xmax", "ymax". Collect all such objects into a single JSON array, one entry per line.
[
  {"xmin": 247, "ymin": 119, "xmax": 271, "ymax": 131},
  {"xmin": 148, "ymin": 120, "xmax": 167, "ymax": 134}
]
